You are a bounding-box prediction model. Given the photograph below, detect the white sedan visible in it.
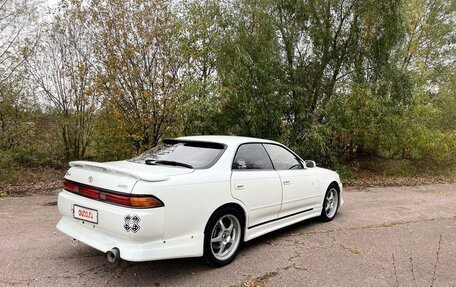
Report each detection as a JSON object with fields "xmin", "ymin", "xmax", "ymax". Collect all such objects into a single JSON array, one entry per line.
[{"xmin": 57, "ymin": 136, "xmax": 343, "ymax": 266}]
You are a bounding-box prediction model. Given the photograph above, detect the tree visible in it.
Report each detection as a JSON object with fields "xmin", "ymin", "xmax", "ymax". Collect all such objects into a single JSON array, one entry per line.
[
  {"xmin": 210, "ymin": 0, "xmax": 286, "ymax": 139},
  {"xmin": 204, "ymin": 0, "xmax": 411, "ymax": 163},
  {"xmin": 0, "ymin": 0, "xmax": 37, "ymax": 84},
  {"xmin": 2, "ymin": 0, "xmax": 455, "ymax": 172},
  {"xmin": 178, "ymin": 0, "xmax": 222, "ymax": 135},
  {"xmin": 88, "ymin": 0, "xmax": 183, "ymax": 152},
  {"xmin": 27, "ymin": 3, "xmax": 97, "ymax": 160}
]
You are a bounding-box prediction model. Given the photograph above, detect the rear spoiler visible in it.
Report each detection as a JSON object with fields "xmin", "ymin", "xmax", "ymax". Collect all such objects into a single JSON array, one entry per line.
[{"xmin": 69, "ymin": 161, "xmax": 169, "ymax": 182}]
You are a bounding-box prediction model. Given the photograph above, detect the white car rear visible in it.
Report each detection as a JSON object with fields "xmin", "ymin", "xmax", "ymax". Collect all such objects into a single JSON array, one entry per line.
[{"xmin": 56, "ymin": 136, "xmax": 343, "ymax": 266}]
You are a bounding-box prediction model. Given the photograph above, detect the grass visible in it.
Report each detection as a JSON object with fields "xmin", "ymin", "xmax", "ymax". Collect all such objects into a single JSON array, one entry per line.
[
  {"xmin": 0, "ymin": 166, "xmax": 65, "ymax": 196},
  {"xmin": 340, "ymin": 158, "xmax": 456, "ymax": 187}
]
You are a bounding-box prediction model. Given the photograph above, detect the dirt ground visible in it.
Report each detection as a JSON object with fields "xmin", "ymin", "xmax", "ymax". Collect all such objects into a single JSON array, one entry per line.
[{"xmin": 1, "ymin": 183, "xmax": 455, "ymax": 287}]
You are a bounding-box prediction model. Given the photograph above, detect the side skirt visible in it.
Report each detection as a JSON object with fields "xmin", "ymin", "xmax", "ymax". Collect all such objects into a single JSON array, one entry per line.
[{"xmin": 244, "ymin": 208, "xmax": 322, "ymax": 242}]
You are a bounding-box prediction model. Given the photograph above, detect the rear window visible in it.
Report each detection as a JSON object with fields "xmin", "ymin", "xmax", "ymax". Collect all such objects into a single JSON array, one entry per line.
[{"xmin": 130, "ymin": 139, "xmax": 226, "ymax": 169}]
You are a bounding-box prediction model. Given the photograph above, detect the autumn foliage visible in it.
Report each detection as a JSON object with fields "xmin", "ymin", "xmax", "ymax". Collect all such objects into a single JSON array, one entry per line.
[{"xmin": 0, "ymin": 0, "xmax": 455, "ymax": 181}]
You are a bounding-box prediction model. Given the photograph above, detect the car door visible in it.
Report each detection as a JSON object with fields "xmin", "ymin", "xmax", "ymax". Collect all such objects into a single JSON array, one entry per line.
[
  {"xmin": 230, "ymin": 143, "xmax": 282, "ymax": 228},
  {"xmin": 263, "ymin": 144, "xmax": 319, "ymax": 218}
]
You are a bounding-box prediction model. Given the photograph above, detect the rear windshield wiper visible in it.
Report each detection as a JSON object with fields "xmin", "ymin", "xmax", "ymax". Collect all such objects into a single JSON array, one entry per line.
[{"xmin": 145, "ymin": 159, "xmax": 194, "ymax": 169}]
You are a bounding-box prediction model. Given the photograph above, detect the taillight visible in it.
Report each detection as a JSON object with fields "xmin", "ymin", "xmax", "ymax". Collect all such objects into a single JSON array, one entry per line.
[
  {"xmin": 130, "ymin": 196, "xmax": 163, "ymax": 207},
  {"xmin": 80, "ymin": 186, "xmax": 100, "ymax": 200},
  {"xmin": 102, "ymin": 192, "xmax": 130, "ymax": 206},
  {"xmin": 63, "ymin": 179, "xmax": 163, "ymax": 208},
  {"xmin": 63, "ymin": 180, "xmax": 79, "ymax": 193}
]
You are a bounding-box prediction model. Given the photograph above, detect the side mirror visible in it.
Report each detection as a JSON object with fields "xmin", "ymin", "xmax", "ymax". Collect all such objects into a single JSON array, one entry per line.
[{"xmin": 305, "ymin": 160, "xmax": 316, "ymax": 168}]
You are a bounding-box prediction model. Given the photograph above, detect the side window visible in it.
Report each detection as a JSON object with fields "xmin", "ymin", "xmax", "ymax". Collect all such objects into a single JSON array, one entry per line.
[
  {"xmin": 232, "ymin": 144, "xmax": 273, "ymax": 170},
  {"xmin": 263, "ymin": 144, "xmax": 303, "ymax": 170}
]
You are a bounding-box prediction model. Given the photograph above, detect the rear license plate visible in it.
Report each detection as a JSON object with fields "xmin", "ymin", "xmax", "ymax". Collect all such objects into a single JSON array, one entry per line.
[{"xmin": 73, "ymin": 205, "xmax": 98, "ymax": 224}]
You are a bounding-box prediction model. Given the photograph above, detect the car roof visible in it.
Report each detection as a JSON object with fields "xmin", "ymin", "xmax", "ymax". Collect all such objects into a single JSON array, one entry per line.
[{"xmin": 176, "ymin": 135, "xmax": 278, "ymax": 146}]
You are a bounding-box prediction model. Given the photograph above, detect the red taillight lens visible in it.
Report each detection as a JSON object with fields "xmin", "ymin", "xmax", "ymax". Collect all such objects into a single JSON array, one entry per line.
[
  {"xmin": 102, "ymin": 192, "xmax": 131, "ymax": 206},
  {"xmin": 79, "ymin": 186, "xmax": 100, "ymax": 200},
  {"xmin": 63, "ymin": 179, "xmax": 163, "ymax": 208},
  {"xmin": 63, "ymin": 180, "xmax": 79, "ymax": 193}
]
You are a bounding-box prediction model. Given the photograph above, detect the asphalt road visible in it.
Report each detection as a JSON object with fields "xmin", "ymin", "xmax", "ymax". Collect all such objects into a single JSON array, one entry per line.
[{"xmin": 1, "ymin": 184, "xmax": 455, "ymax": 287}]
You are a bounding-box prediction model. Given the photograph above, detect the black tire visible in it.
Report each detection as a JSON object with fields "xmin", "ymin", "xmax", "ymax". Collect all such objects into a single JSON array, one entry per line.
[
  {"xmin": 203, "ymin": 207, "xmax": 244, "ymax": 267},
  {"xmin": 320, "ymin": 184, "xmax": 340, "ymax": 222}
]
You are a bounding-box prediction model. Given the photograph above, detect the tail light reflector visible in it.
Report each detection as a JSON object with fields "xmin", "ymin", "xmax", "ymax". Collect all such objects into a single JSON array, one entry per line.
[
  {"xmin": 63, "ymin": 179, "xmax": 163, "ymax": 208},
  {"xmin": 130, "ymin": 197, "xmax": 163, "ymax": 207}
]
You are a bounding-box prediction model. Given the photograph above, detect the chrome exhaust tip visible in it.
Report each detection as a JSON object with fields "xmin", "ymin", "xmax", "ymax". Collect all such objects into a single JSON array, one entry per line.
[{"xmin": 106, "ymin": 248, "xmax": 120, "ymax": 264}]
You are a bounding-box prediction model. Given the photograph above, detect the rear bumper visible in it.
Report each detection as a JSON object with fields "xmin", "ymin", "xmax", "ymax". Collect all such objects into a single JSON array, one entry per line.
[{"xmin": 57, "ymin": 190, "xmax": 203, "ymax": 262}]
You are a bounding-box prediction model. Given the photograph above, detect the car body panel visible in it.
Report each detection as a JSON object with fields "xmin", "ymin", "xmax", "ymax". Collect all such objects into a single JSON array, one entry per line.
[
  {"xmin": 276, "ymin": 168, "xmax": 320, "ymax": 218},
  {"xmin": 56, "ymin": 135, "xmax": 343, "ymax": 262},
  {"xmin": 132, "ymin": 170, "xmax": 239, "ymax": 243},
  {"xmin": 230, "ymin": 170, "xmax": 282, "ymax": 227}
]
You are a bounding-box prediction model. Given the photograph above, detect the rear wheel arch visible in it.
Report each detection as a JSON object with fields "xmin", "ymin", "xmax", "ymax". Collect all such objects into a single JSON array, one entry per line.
[{"xmin": 206, "ymin": 203, "xmax": 246, "ymax": 233}]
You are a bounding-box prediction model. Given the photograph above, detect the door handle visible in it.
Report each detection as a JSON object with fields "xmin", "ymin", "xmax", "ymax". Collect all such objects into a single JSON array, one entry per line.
[
  {"xmin": 235, "ymin": 184, "xmax": 245, "ymax": 190},
  {"xmin": 283, "ymin": 180, "xmax": 291, "ymax": 185}
]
